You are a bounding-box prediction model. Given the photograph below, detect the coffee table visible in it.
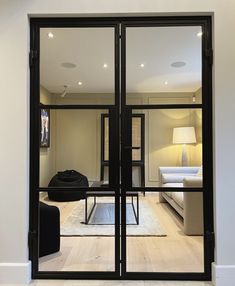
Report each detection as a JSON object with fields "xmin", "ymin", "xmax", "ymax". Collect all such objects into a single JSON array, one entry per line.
[{"xmin": 84, "ymin": 181, "xmax": 139, "ymax": 225}]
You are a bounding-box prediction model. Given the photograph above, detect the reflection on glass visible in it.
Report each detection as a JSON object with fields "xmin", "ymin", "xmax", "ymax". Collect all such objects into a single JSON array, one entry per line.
[
  {"xmin": 126, "ymin": 26, "xmax": 202, "ymax": 105},
  {"xmin": 39, "ymin": 109, "xmax": 109, "ymax": 188},
  {"xmin": 127, "ymin": 192, "xmax": 204, "ymax": 272},
  {"xmin": 132, "ymin": 109, "xmax": 203, "ymax": 188},
  {"xmin": 40, "ymin": 28, "xmax": 115, "ymax": 105}
]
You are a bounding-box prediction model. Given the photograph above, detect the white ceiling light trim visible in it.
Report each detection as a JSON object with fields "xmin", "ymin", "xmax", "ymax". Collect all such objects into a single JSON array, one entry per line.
[
  {"xmin": 171, "ymin": 61, "xmax": 186, "ymax": 68},
  {"xmin": 61, "ymin": 62, "xmax": 77, "ymax": 68},
  {"xmin": 197, "ymin": 31, "xmax": 203, "ymax": 37},
  {"xmin": 47, "ymin": 32, "xmax": 54, "ymax": 39}
]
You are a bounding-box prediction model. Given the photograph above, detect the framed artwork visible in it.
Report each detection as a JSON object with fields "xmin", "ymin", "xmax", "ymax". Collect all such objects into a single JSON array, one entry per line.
[{"xmin": 40, "ymin": 108, "xmax": 50, "ymax": 148}]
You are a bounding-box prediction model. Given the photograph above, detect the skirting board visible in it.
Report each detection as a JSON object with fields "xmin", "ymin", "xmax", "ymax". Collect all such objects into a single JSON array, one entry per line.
[
  {"xmin": 0, "ymin": 262, "xmax": 31, "ymax": 284},
  {"xmin": 212, "ymin": 262, "xmax": 235, "ymax": 286}
]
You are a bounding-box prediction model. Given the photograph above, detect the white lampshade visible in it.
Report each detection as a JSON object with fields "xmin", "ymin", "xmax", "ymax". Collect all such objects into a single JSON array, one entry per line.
[{"xmin": 173, "ymin": 127, "xmax": 196, "ymax": 144}]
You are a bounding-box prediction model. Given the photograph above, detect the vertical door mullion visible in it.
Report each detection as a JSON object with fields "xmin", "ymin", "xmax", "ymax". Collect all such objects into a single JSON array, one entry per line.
[
  {"xmin": 109, "ymin": 107, "xmax": 121, "ymax": 274},
  {"xmin": 121, "ymin": 107, "xmax": 132, "ymax": 275}
]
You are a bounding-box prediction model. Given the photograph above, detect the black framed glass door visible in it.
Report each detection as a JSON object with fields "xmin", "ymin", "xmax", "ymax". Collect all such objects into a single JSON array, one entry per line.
[
  {"xmin": 30, "ymin": 20, "xmax": 121, "ymax": 279},
  {"xmin": 30, "ymin": 16, "xmax": 213, "ymax": 281},
  {"xmin": 120, "ymin": 19, "xmax": 213, "ymax": 280}
]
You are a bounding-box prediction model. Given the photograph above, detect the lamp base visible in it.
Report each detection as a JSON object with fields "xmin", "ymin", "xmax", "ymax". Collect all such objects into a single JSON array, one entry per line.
[{"xmin": 182, "ymin": 144, "xmax": 188, "ymax": 166}]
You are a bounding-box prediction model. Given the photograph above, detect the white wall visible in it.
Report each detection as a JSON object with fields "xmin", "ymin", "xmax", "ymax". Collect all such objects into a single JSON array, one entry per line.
[{"xmin": 0, "ymin": 1, "xmax": 235, "ymax": 285}]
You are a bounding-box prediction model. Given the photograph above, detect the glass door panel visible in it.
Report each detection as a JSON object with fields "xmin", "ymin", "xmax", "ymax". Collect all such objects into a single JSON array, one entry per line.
[
  {"xmin": 126, "ymin": 191, "xmax": 204, "ymax": 273},
  {"xmin": 40, "ymin": 27, "xmax": 115, "ymax": 105},
  {"xmin": 38, "ymin": 108, "xmax": 116, "ymax": 272},
  {"xmin": 121, "ymin": 21, "xmax": 211, "ymax": 279},
  {"xmin": 126, "ymin": 26, "xmax": 202, "ymax": 106},
  {"xmin": 36, "ymin": 24, "xmax": 119, "ymax": 276},
  {"xmin": 131, "ymin": 109, "xmax": 203, "ymax": 188}
]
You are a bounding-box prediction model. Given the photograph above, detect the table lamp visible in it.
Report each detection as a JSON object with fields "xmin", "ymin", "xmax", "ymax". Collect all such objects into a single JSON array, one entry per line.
[{"xmin": 173, "ymin": 126, "xmax": 196, "ymax": 166}]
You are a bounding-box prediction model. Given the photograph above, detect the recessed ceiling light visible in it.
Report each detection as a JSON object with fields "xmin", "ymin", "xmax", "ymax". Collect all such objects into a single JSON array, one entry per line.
[
  {"xmin": 61, "ymin": 62, "xmax": 77, "ymax": 68},
  {"xmin": 103, "ymin": 63, "xmax": 108, "ymax": 68},
  {"xmin": 140, "ymin": 63, "xmax": 145, "ymax": 68},
  {"xmin": 197, "ymin": 31, "xmax": 203, "ymax": 37},
  {"xmin": 78, "ymin": 81, "xmax": 82, "ymax": 86},
  {"xmin": 171, "ymin": 61, "xmax": 186, "ymax": 68},
  {"xmin": 164, "ymin": 81, "xmax": 168, "ymax": 85},
  {"xmin": 48, "ymin": 32, "xmax": 54, "ymax": 39}
]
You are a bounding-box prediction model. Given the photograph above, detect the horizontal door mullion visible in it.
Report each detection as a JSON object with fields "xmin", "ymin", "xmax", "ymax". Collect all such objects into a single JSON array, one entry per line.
[
  {"xmin": 39, "ymin": 104, "xmax": 115, "ymax": 110},
  {"xmin": 126, "ymin": 104, "xmax": 202, "ymax": 110},
  {"xmin": 37, "ymin": 187, "xmax": 117, "ymax": 192}
]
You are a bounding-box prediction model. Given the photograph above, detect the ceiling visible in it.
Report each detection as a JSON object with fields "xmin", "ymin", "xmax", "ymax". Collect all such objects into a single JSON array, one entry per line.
[{"xmin": 40, "ymin": 26, "xmax": 202, "ymax": 94}]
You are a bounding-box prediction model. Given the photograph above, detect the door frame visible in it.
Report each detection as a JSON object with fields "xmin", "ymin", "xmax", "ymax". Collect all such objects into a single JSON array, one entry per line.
[{"xmin": 29, "ymin": 16, "xmax": 213, "ymax": 280}]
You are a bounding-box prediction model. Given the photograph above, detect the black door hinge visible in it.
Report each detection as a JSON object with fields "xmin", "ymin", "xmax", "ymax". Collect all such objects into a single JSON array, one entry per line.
[
  {"xmin": 29, "ymin": 50, "xmax": 38, "ymax": 67},
  {"xmin": 28, "ymin": 230, "xmax": 37, "ymax": 249},
  {"xmin": 205, "ymin": 48, "xmax": 213, "ymax": 65},
  {"xmin": 206, "ymin": 230, "xmax": 215, "ymax": 249}
]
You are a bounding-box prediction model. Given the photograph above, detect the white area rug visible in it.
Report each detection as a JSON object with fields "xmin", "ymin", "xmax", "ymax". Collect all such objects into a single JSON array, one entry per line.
[{"xmin": 61, "ymin": 199, "xmax": 166, "ymax": 237}]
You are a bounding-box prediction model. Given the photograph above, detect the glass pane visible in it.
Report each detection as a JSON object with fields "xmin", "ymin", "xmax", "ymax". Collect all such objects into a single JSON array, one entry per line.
[
  {"xmin": 132, "ymin": 109, "xmax": 203, "ymax": 188},
  {"xmin": 39, "ymin": 109, "xmax": 109, "ymax": 188},
  {"xmin": 103, "ymin": 115, "xmax": 142, "ymax": 162},
  {"xmin": 39, "ymin": 192, "xmax": 115, "ymax": 271},
  {"xmin": 126, "ymin": 192, "xmax": 204, "ymax": 272},
  {"xmin": 104, "ymin": 117, "xmax": 109, "ymax": 161},
  {"xmin": 40, "ymin": 28, "xmax": 115, "ymax": 105},
  {"xmin": 132, "ymin": 117, "xmax": 141, "ymax": 161},
  {"xmin": 126, "ymin": 26, "xmax": 202, "ymax": 105}
]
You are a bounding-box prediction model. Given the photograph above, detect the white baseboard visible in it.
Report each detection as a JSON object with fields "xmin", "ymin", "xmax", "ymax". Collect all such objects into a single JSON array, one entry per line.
[
  {"xmin": 212, "ymin": 262, "xmax": 235, "ymax": 286},
  {"xmin": 0, "ymin": 262, "xmax": 31, "ymax": 284}
]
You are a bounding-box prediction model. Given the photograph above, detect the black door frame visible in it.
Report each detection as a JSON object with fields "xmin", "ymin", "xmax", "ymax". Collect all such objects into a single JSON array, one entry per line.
[{"xmin": 29, "ymin": 16, "xmax": 213, "ymax": 280}]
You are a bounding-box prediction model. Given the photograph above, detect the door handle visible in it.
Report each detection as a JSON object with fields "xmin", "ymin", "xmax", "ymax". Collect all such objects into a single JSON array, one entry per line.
[{"xmin": 124, "ymin": 146, "xmax": 141, "ymax": 150}]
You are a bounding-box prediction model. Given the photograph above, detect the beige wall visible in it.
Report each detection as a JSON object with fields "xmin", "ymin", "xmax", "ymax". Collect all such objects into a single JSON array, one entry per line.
[
  {"xmin": 39, "ymin": 86, "xmax": 56, "ymax": 187},
  {"xmin": 54, "ymin": 109, "xmax": 105, "ymax": 182},
  {"xmin": 48, "ymin": 92, "xmax": 202, "ymax": 186}
]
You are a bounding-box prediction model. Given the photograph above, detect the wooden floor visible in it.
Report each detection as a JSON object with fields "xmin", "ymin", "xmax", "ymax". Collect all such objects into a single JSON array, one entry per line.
[{"xmin": 39, "ymin": 193, "xmax": 204, "ymax": 273}]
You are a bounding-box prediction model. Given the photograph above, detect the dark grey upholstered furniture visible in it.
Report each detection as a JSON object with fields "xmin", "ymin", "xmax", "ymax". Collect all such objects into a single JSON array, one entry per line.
[
  {"xmin": 39, "ymin": 202, "xmax": 60, "ymax": 257},
  {"xmin": 48, "ymin": 170, "xmax": 88, "ymax": 202}
]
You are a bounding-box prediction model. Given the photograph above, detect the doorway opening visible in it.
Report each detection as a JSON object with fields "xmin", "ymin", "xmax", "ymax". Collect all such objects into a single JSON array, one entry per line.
[{"xmin": 29, "ymin": 16, "xmax": 213, "ymax": 280}]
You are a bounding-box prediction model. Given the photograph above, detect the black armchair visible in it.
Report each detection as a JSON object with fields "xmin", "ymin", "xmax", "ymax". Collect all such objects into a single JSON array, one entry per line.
[{"xmin": 39, "ymin": 202, "xmax": 60, "ymax": 257}]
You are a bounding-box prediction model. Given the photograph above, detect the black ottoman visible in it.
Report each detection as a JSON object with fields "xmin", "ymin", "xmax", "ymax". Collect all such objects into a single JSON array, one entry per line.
[
  {"xmin": 39, "ymin": 202, "xmax": 60, "ymax": 257},
  {"xmin": 48, "ymin": 170, "xmax": 88, "ymax": 202}
]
